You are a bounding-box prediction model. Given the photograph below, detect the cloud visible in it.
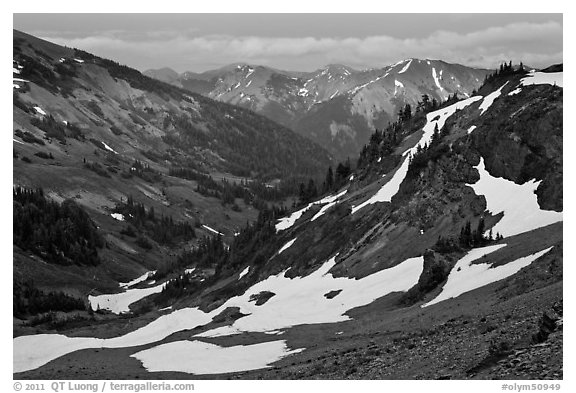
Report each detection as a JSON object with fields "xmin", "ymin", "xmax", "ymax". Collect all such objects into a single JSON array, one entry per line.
[{"xmin": 38, "ymin": 21, "xmax": 562, "ymax": 71}]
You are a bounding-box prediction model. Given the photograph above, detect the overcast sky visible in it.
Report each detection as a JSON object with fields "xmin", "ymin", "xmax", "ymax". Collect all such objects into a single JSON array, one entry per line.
[{"xmin": 13, "ymin": 14, "xmax": 563, "ymax": 73}]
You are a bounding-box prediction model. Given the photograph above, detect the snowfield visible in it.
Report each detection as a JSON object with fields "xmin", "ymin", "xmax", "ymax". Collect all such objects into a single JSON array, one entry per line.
[
  {"xmin": 467, "ymin": 158, "xmax": 563, "ymax": 237},
  {"xmin": 520, "ymin": 71, "xmax": 563, "ymax": 88},
  {"xmin": 479, "ymin": 82, "xmax": 508, "ymax": 115},
  {"xmin": 88, "ymin": 281, "xmax": 166, "ymax": 314},
  {"xmin": 132, "ymin": 340, "xmax": 304, "ymax": 374},
  {"xmin": 196, "ymin": 255, "xmax": 424, "ymax": 338},
  {"xmin": 14, "ymin": 254, "xmax": 423, "ymax": 373},
  {"xmin": 14, "ymin": 307, "xmax": 216, "ymax": 373},
  {"xmin": 352, "ymin": 95, "xmax": 482, "ymax": 214},
  {"xmin": 423, "ymin": 244, "xmax": 553, "ymax": 307}
]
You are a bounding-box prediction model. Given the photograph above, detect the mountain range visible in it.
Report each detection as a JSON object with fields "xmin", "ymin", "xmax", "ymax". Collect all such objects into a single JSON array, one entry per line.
[{"xmin": 145, "ymin": 59, "xmax": 490, "ymax": 160}]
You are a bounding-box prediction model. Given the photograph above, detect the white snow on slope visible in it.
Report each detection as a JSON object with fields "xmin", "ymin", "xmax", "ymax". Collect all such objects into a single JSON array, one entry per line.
[
  {"xmin": 348, "ymin": 72, "xmax": 389, "ymax": 95},
  {"xmin": 73, "ymin": 58, "xmax": 84, "ymax": 63},
  {"xmin": 13, "ymin": 138, "xmax": 24, "ymax": 144},
  {"xmin": 467, "ymin": 158, "xmax": 563, "ymax": 237},
  {"xmin": 351, "ymin": 158, "xmax": 410, "ymax": 214},
  {"xmin": 278, "ymin": 238, "xmax": 297, "ymax": 254},
  {"xmin": 394, "ymin": 79, "xmax": 404, "ymax": 95},
  {"xmin": 14, "ymin": 254, "xmax": 422, "ymax": 373},
  {"xmin": 14, "ymin": 307, "xmax": 215, "ymax": 373},
  {"xmin": 398, "ymin": 59, "xmax": 412, "ymax": 74},
  {"xmin": 102, "ymin": 142, "xmax": 117, "ymax": 154},
  {"xmin": 89, "ymin": 281, "xmax": 166, "ymax": 314},
  {"xmin": 479, "ymin": 82, "xmax": 508, "ymax": 115},
  {"xmin": 275, "ymin": 189, "xmax": 347, "ymax": 232},
  {"xmin": 432, "ymin": 67, "xmax": 443, "ymax": 91},
  {"xmin": 13, "ymin": 67, "xmax": 21, "ymax": 74},
  {"xmin": 119, "ymin": 271, "xmax": 156, "ymax": 289},
  {"xmin": 467, "ymin": 125, "xmax": 477, "ymax": 134},
  {"xmin": 239, "ymin": 266, "xmax": 250, "ymax": 280},
  {"xmin": 33, "ymin": 106, "xmax": 46, "ymax": 116},
  {"xmin": 111, "ymin": 213, "xmax": 124, "ymax": 221},
  {"xmin": 508, "ymin": 87, "xmax": 522, "ymax": 96},
  {"xmin": 351, "ymin": 96, "xmax": 483, "ymax": 214},
  {"xmin": 132, "ymin": 340, "xmax": 304, "ymax": 374},
  {"xmin": 423, "ymin": 245, "xmax": 553, "ymax": 307},
  {"xmin": 202, "ymin": 224, "xmax": 224, "ymax": 236},
  {"xmin": 520, "ymin": 71, "xmax": 563, "ymax": 88},
  {"xmin": 245, "ymin": 80, "xmax": 252, "ymax": 87},
  {"xmin": 196, "ymin": 255, "xmax": 423, "ymax": 338}
]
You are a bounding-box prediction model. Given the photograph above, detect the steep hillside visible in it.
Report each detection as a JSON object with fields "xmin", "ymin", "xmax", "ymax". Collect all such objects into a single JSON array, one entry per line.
[
  {"xmin": 12, "ymin": 29, "xmax": 332, "ymax": 319},
  {"xmin": 146, "ymin": 59, "xmax": 490, "ymax": 160},
  {"xmin": 14, "ymin": 62, "xmax": 562, "ymax": 380}
]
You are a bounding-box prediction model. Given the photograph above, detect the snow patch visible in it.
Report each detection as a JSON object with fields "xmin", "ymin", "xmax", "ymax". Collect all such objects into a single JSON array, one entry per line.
[
  {"xmin": 202, "ymin": 225, "xmax": 224, "ymax": 236},
  {"xmin": 111, "ymin": 213, "xmax": 125, "ymax": 221},
  {"xmin": 467, "ymin": 158, "xmax": 562, "ymax": 237},
  {"xmin": 102, "ymin": 142, "xmax": 117, "ymax": 154},
  {"xmin": 275, "ymin": 190, "xmax": 347, "ymax": 231},
  {"xmin": 34, "ymin": 106, "xmax": 46, "ymax": 116},
  {"xmin": 432, "ymin": 67, "xmax": 444, "ymax": 91},
  {"xmin": 520, "ymin": 71, "xmax": 563, "ymax": 88},
  {"xmin": 508, "ymin": 88, "xmax": 522, "ymax": 96},
  {"xmin": 467, "ymin": 125, "xmax": 477, "ymax": 134},
  {"xmin": 73, "ymin": 58, "xmax": 84, "ymax": 63},
  {"xmin": 278, "ymin": 238, "xmax": 297, "ymax": 254},
  {"xmin": 479, "ymin": 82, "xmax": 508, "ymax": 115},
  {"xmin": 398, "ymin": 59, "xmax": 412, "ymax": 74},
  {"xmin": 423, "ymin": 245, "xmax": 553, "ymax": 307},
  {"xmin": 132, "ymin": 340, "xmax": 303, "ymax": 374},
  {"xmin": 89, "ymin": 281, "xmax": 166, "ymax": 314},
  {"xmin": 239, "ymin": 266, "xmax": 250, "ymax": 280}
]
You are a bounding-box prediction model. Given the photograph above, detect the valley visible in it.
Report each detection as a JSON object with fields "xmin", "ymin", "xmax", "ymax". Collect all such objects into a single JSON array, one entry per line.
[{"xmin": 12, "ymin": 27, "xmax": 563, "ymax": 381}]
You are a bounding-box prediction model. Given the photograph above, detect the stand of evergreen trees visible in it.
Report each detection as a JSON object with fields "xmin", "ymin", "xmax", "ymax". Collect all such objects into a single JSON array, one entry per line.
[
  {"xmin": 13, "ymin": 186, "xmax": 104, "ymax": 266},
  {"xmin": 13, "ymin": 280, "xmax": 86, "ymax": 318},
  {"xmin": 434, "ymin": 218, "xmax": 503, "ymax": 254},
  {"xmin": 114, "ymin": 195, "xmax": 195, "ymax": 246},
  {"xmin": 154, "ymin": 205, "xmax": 287, "ymax": 304},
  {"xmin": 30, "ymin": 115, "xmax": 83, "ymax": 143},
  {"xmin": 169, "ymin": 166, "xmax": 289, "ymax": 207}
]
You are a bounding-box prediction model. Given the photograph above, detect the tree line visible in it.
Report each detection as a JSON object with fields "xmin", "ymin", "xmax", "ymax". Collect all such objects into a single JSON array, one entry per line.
[
  {"xmin": 114, "ymin": 195, "xmax": 196, "ymax": 247},
  {"xmin": 14, "ymin": 186, "xmax": 104, "ymax": 266}
]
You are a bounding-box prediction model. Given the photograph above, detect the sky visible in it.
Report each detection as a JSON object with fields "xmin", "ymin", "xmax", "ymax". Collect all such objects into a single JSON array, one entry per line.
[{"xmin": 13, "ymin": 13, "xmax": 563, "ymax": 74}]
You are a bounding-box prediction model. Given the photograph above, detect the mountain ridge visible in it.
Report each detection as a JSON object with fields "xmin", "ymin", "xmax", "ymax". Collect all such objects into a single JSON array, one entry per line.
[{"xmin": 145, "ymin": 58, "xmax": 491, "ymax": 160}]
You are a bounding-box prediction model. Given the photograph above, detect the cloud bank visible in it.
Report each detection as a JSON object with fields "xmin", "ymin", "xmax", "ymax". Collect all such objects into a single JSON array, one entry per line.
[{"xmin": 39, "ymin": 21, "xmax": 562, "ymax": 72}]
